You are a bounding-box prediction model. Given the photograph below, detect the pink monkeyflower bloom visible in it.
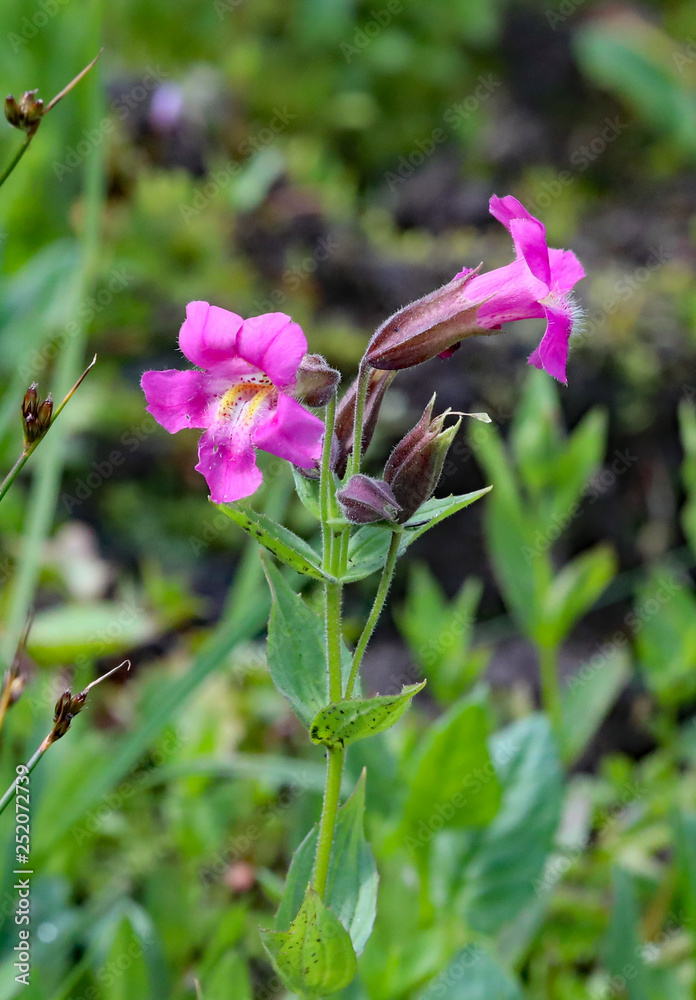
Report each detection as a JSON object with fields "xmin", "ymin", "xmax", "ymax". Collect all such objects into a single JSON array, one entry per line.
[
  {"xmin": 454, "ymin": 194, "xmax": 585, "ymax": 383},
  {"xmin": 141, "ymin": 302, "xmax": 324, "ymax": 503}
]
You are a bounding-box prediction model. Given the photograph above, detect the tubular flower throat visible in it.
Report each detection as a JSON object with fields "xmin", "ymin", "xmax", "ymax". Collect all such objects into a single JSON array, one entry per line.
[
  {"xmin": 454, "ymin": 194, "xmax": 585, "ymax": 384},
  {"xmin": 141, "ymin": 302, "xmax": 324, "ymax": 503}
]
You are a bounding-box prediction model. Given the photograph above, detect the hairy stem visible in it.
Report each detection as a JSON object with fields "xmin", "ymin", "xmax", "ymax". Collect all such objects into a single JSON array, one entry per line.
[
  {"xmin": 345, "ymin": 528, "xmax": 401, "ymax": 698},
  {"xmin": 312, "ymin": 744, "xmax": 345, "ymax": 899},
  {"xmin": 348, "ymin": 360, "xmax": 370, "ymax": 478}
]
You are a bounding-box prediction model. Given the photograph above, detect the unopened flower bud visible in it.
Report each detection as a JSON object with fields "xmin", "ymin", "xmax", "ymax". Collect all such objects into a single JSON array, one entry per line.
[
  {"xmin": 293, "ymin": 353, "xmax": 340, "ymax": 407},
  {"xmin": 365, "ymin": 269, "xmax": 488, "ymax": 371},
  {"xmin": 384, "ymin": 394, "xmax": 460, "ymax": 521},
  {"xmin": 50, "ymin": 688, "xmax": 87, "ymax": 743},
  {"xmin": 334, "ymin": 368, "xmax": 395, "ymax": 478},
  {"xmin": 5, "ymin": 90, "xmax": 44, "ymax": 137},
  {"xmin": 337, "ymin": 474, "xmax": 402, "ymax": 524},
  {"xmin": 21, "ymin": 383, "xmax": 52, "ymax": 445}
]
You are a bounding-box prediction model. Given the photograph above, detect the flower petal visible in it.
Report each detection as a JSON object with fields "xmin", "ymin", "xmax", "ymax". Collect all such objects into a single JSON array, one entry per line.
[
  {"xmin": 252, "ymin": 393, "xmax": 324, "ymax": 469},
  {"xmin": 548, "ymin": 247, "xmax": 585, "ymax": 293},
  {"xmin": 489, "ymin": 194, "xmax": 536, "ymax": 231},
  {"xmin": 179, "ymin": 300, "xmax": 244, "ymax": 369},
  {"xmin": 528, "ymin": 304, "xmax": 572, "ymax": 384},
  {"xmin": 141, "ymin": 369, "xmax": 211, "ymax": 432},
  {"xmin": 467, "ymin": 259, "xmax": 546, "ymax": 327},
  {"xmin": 509, "ymin": 218, "xmax": 551, "ymax": 287},
  {"xmin": 236, "ymin": 313, "xmax": 307, "ymax": 388},
  {"xmin": 195, "ymin": 428, "xmax": 262, "ymax": 502}
]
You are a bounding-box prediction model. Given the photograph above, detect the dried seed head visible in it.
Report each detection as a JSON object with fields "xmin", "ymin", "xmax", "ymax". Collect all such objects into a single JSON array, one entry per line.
[{"xmin": 5, "ymin": 90, "xmax": 44, "ymax": 136}]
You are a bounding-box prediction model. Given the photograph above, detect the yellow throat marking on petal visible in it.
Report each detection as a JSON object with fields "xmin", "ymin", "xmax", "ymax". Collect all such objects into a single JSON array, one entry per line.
[{"xmin": 217, "ymin": 380, "xmax": 276, "ymax": 426}]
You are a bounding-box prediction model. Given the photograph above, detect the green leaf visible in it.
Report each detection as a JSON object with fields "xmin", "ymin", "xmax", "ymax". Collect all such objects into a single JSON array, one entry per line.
[
  {"xmin": 344, "ymin": 488, "xmax": 491, "ymax": 582},
  {"xmin": 264, "ymin": 559, "xmax": 330, "ymax": 727},
  {"xmin": 634, "ymin": 568, "xmax": 696, "ymax": 707},
  {"xmin": 460, "ymin": 714, "xmax": 563, "ymax": 934},
  {"xmin": 603, "ymin": 868, "xmax": 650, "ymax": 1000},
  {"xmin": 27, "ymin": 601, "xmax": 158, "ymax": 665},
  {"xmin": 673, "ymin": 810, "xmax": 696, "ymax": 932},
  {"xmin": 293, "ymin": 467, "xmax": 322, "ymax": 519},
  {"xmin": 276, "ymin": 772, "xmax": 378, "ymax": 956},
  {"xmin": 403, "ymin": 698, "xmax": 501, "ymax": 841},
  {"xmin": 561, "ymin": 648, "xmax": 630, "ymax": 763},
  {"xmin": 396, "ymin": 564, "xmax": 487, "ymax": 702},
  {"xmin": 310, "ymin": 681, "xmax": 426, "ymax": 749},
  {"xmin": 474, "ymin": 421, "xmax": 550, "ymax": 636},
  {"xmin": 200, "ymin": 950, "xmax": 251, "ymax": 1000},
  {"xmin": 262, "ymin": 887, "xmax": 357, "ymax": 998},
  {"xmin": 101, "ymin": 918, "xmax": 153, "ymax": 1000},
  {"xmin": 415, "ymin": 945, "xmax": 525, "ymax": 1000},
  {"xmin": 215, "ymin": 501, "xmax": 328, "ymax": 580},
  {"xmin": 537, "ymin": 544, "xmax": 617, "ymax": 649}
]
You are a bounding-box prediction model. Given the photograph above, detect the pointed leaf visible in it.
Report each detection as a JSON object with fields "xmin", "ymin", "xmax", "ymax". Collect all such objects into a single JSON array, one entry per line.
[
  {"xmin": 310, "ymin": 681, "xmax": 425, "ymax": 749},
  {"xmin": 538, "ymin": 543, "xmax": 617, "ymax": 648},
  {"xmin": 276, "ymin": 772, "xmax": 378, "ymax": 955},
  {"xmin": 403, "ymin": 699, "xmax": 501, "ymax": 840},
  {"xmin": 215, "ymin": 501, "xmax": 329, "ymax": 580},
  {"xmin": 561, "ymin": 648, "xmax": 629, "ymax": 763},
  {"xmin": 460, "ymin": 715, "xmax": 563, "ymax": 934},
  {"xmin": 262, "ymin": 888, "xmax": 357, "ymax": 998},
  {"xmin": 264, "ymin": 559, "xmax": 329, "ymax": 726},
  {"xmin": 415, "ymin": 945, "xmax": 525, "ymax": 1000},
  {"xmin": 344, "ymin": 488, "xmax": 491, "ymax": 582},
  {"xmin": 603, "ymin": 868, "xmax": 650, "ymax": 1000}
]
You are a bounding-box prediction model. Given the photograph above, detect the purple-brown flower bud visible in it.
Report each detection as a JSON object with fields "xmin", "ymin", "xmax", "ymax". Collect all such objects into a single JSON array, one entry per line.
[
  {"xmin": 21, "ymin": 383, "xmax": 52, "ymax": 445},
  {"xmin": 5, "ymin": 90, "xmax": 44, "ymax": 137},
  {"xmin": 365, "ymin": 269, "xmax": 490, "ymax": 371},
  {"xmin": 337, "ymin": 474, "xmax": 402, "ymax": 524},
  {"xmin": 384, "ymin": 394, "xmax": 460, "ymax": 522},
  {"xmin": 334, "ymin": 368, "xmax": 395, "ymax": 478},
  {"xmin": 293, "ymin": 354, "xmax": 340, "ymax": 407},
  {"xmin": 50, "ymin": 688, "xmax": 87, "ymax": 743}
]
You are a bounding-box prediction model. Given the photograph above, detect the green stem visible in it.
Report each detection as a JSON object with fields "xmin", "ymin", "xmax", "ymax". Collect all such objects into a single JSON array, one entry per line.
[
  {"xmin": 539, "ymin": 644, "xmax": 563, "ymax": 743},
  {"xmin": 319, "ymin": 394, "xmax": 337, "ymax": 571},
  {"xmin": 348, "ymin": 361, "xmax": 370, "ymax": 478},
  {"xmin": 325, "ymin": 581, "xmax": 343, "ymax": 703},
  {"xmin": 0, "ymin": 448, "xmax": 31, "ymax": 503},
  {"xmin": 0, "ymin": 737, "xmax": 49, "ymax": 817},
  {"xmin": 345, "ymin": 528, "xmax": 401, "ymax": 698},
  {"xmin": 312, "ymin": 745, "xmax": 345, "ymax": 898},
  {"xmin": 0, "ymin": 25, "xmax": 104, "ymax": 664},
  {"xmin": 0, "ymin": 136, "xmax": 32, "ymax": 191}
]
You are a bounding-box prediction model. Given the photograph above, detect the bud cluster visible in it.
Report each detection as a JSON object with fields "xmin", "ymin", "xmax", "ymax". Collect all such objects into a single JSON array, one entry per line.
[
  {"xmin": 4, "ymin": 90, "xmax": 44, "ymax": 137},
  {"xmin": 21, "ymin": 383, "xmax": 53, "ymax": 446}
]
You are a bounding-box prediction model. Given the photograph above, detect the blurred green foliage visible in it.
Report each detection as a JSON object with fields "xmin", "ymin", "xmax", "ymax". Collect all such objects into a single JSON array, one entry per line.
[{"xmin": 0, "ymin": 0, "xmax": 696, "ymax": 997}]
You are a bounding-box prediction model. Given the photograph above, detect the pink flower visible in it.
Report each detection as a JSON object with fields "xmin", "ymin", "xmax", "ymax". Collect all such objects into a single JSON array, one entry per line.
[
  {"xmin": 141, "ymin": 302, "xmax": 324, "ymax": 503},
  {"xmin": 455, "ymin": 195, "xmax": 585, "ymax": 383}
]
